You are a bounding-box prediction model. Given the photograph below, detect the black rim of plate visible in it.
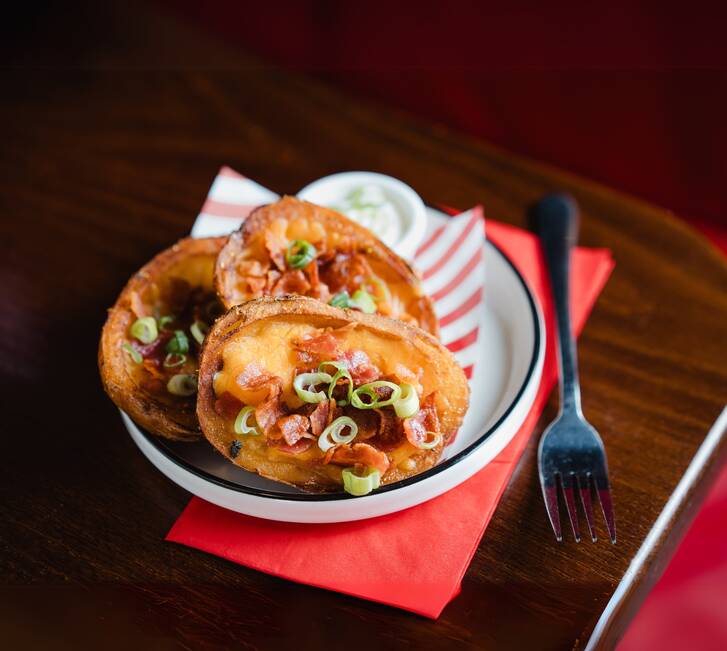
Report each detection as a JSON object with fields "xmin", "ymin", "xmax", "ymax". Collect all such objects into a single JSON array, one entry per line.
[{"xmin": 135, "ymin": 236, "xmax": 542, "ymax": 501}]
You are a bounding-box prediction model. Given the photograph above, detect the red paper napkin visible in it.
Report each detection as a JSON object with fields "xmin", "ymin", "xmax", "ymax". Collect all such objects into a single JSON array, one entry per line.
[{"xmin": 166, "ymin": 217, "xmax": 614, "ymax": 619}]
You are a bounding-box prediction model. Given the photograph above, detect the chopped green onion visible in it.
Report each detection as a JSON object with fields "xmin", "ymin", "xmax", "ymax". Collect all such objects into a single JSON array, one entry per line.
[
  {"xmin": 318, "ymin": 416, "xmax": 358, "ymax": 452},
  {"xmin": 234, "ymin": 406, "xmax": 261, "ymax": 435},
  {"xmin": 351, "ymin": 289, "xmax": 376, "ymax": 314},
  {"xmin": 167, "ymin": 374, "xmax": 197, "ymax": 396},
  {"xmin": 342, "ymin": 467, "xmax": 381, "ymax": 496},
  {"xmin": 293, "ymin": 372, "xmax": 333, "ymax": 403},
  {"xmin": 319, "ymin": 360, "xmax": 353, "ymax": 406},
  {"xmin": 157, "ymin": 315, "xmax": 175, "ymax": 330},
  {"xmin": 166, "ymin": 329, "xmax": 189, "ymax": 354},
  {"xmin": 351, "ymin": 381, "xmax": 402, "ymax": 409},
  {"xmin": 190, "ymin": 320, "xmax": 209, "ymax": 345},
  {"xmin": 164, "ymin": 353, "xmax": 187, "ymax": 368},
  {"xmin": 329, "ymin": 291, "xmax": 354, "ymax": 309},
  {"xmin": 365, "ymin": 275, "xmax": 391, "ymax": 303},
  {"xmin": 393, "ymin": 383, "xmax": 419, "ymax": 418},
  {"xmin": 414, "ymin": 431, "xmax": 442, "ymax": 450},
  {"xmin": 122, "ymin": 342, "xmax": 142, "ymax": 364},
  {"xmin": 285, "ymin": 239, "xmax": 317, "ymax": 269},
  {"xmin": 130, "ymin": 316, "xmax": 158, "ymax": 344},
  {"xmin": 318, "ymin": 360, "xmax": 349, "ymax": 375}
]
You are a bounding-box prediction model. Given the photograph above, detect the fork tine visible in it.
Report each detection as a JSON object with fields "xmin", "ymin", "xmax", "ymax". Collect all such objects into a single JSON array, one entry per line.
[
  {"xmin": 593, "ymin": 469, "xmax": 617, "ymax": 543},
  {"xmin": 578, "ymin": 475, "xmax": 597, "ymax": 542},
  {"xmin": 541, "ymin": 476, "xmax": 563, "ymax": 542},
  {"xmin": 560, "ymin": 474, "xmax": 581, "ymax": 542}
]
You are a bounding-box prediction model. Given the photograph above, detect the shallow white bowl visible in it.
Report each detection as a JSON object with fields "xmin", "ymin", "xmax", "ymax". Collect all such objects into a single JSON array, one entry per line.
[
  {"xmin": 297, "ymin": 171, "xmax": 427, "ymax": 260},
  {"xmin": 123, "ymin": 207, "xmax": 545, "ymax": 523}
]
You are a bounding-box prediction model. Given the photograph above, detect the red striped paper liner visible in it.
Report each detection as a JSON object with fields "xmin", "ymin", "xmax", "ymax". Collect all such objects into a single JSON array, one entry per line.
[{"xmin": 191, "ymin": 168, "xmax": 486, "ymax": 395}]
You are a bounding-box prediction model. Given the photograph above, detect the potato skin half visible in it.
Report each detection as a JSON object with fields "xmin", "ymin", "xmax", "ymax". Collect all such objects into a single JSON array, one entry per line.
[
  {"xmin": 214, "ymin": 196, "xmax": 440, "ymax": 338},
  {"xmin": 99, "ymin": 236, "xmax": 226, "ymax": 441},
  {"xmin": 196, "ymin": 295, "xmax": 470, "ymax": 492}
]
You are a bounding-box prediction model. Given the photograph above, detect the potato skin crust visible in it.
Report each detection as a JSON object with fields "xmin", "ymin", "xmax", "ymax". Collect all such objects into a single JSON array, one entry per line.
[
  {"xmin": 214, "ymin": 196, "xmax": 440, "ymax": 338},
  {"xmin": 99, "ymin": 237, "xmax": 226, "ymax": 441},
  {"xmin": 197, "ymin": 295, "xmax": 470, "ymax": 492}
]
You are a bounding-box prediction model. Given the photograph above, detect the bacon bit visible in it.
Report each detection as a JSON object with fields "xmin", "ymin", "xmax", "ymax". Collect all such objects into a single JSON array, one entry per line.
[
  {"xmin": 321, "ymin": 445, "xmax": 337, "ymax": 465},
  {"xmin": 344, "ymin": 408, "xmax": 378, "ymax": 440},
  {"xmin": 421, "ymin": 393, "xmax": 441, "ymax": 433},
  {"xmin": 273, "ymin": 438, "xmax": 314, "ymax": 454},
  {"xmin": 309, "ymin": 399, "xmax": 332, "ymax": 437},
  {"xmin": 369, "ymin": 409, "xmax": 404, "ymax": 450},
  {"xmin": 265, "ymin": 270, "xmax": 281, "ymax": 291},
  {"xmin": 403, "ymin": 393, "xmax": 440, "ymax": 447},
  {"xmin": 255, "ymin": 392, "xmax": 286, "ymax": 436},
  {"xmin": 403, "ymin": 413, "xmax": 427, "ymax": 446},
  {"xmin": 342, "ymin": 350, "xmax": 380, "ymax": 385},
  {"xmin": 244, "ymin": 276, "xmax": 267, "ymax": 296},
  {"xmin": 292, "ymin": 330, "xmax": 341, "ymax": 365},
  {"xmin": 131, "ymin": 331, "xmax": 172, "ymax": 361},
  {"xmin": 305, "ymin": 260, "xmax": 330, "ymax": 302},
  {"xmin": 264, "ymin": 219, "xmax": 289, "ymax": 271},
  {"xmin": 331, "ymin": 443, "xmax": 390, "ymax": 475},
  {"xmin": 275, "ymin": 414, "xmax": 311, "ymax": 446},
  {"xmin": 214, "ymin": 392, "xmax": 243, "ymax": 419},
  {"xmin": 272, "ymin": 270, "xmax": 311, "ymax": 296},
  {"xmin": 236, "ymin": 258, "xmax": 268, "ymax": 277},
  {"xmin": 319, "ymin": 253, "xmax": 374, "ymax": 294}
]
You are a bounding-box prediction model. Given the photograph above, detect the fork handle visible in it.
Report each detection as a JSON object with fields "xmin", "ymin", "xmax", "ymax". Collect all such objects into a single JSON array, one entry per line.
[{"xmin": 531, "ymin": 194, "xmax": 582, "ymax": 414}]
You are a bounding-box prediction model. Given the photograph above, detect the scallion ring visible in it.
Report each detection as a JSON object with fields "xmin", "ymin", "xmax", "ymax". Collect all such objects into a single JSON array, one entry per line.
[
  {"xmin": 318, "ymin": 416, "xmax": 358, "ymax": 452},
  {"xmin": 351, "ymin": 288, "xmax": 376, "ymax": 314},
  {"xmin": 329, "ymin": 291, "xmax": 354, "ymax": 309},
  {"xmin": 293, "ymin": 371, "xmax": 333, "ymax": 403},
  {"xmin": 350, "ymin": 381, "xmax": 402, "ymax": 409},
  {"xmin": 319, "ymin": 361, "xmax": 353, "ymax": 406},
  {"xmin": 342, "ymin": 467, "xmax": 381, "ymax": 496},
  {"xmin": 157, "ymin": 315, "xmax": 175, "ymax": 330},
  {"xmin": 167, "ymin": 374, "xmax": 197, "ymax": 396},
  {"xmin": 285, "ymin": 239, "xmax": 317, "ymax": 269},
  {"xmin": 121, "ymin": 342, "xmax": 142, "ymax": 364},
  {"xmin": 163, "ymin": 353, "xmax": 187, "ymax": 368},
  {"xmin": 393, "ymin": 383, "xmax": 419, "ymax": 418},
  {"xmin": 234, "ymin": 406, "xmax": 261, "ymax": 436},
  {"xmin": 166, "ymin": 329, "xmax": 189, "ymax": 354},
  {"xmin": 415, "ymin": 431, "xmax": 442, "ymax": 450},
  {"xmin": 130, "ymin": 316, "xmax": 158, "ymax": 344},
  {"xmin": 190, "ymin": 320, "xmax": 209, "ymax": 345}
]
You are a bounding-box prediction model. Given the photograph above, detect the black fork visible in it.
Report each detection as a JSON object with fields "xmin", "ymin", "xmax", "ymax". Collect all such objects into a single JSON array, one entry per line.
[{"xmin": 532, "ymin": 194, "xmax": 616, "ymax": 543}]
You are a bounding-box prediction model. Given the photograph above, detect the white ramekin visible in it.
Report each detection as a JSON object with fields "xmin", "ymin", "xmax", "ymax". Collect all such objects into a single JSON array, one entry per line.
[{"xmin": 297, "ymin": 171, "xmax": 427, "ymax": 260}]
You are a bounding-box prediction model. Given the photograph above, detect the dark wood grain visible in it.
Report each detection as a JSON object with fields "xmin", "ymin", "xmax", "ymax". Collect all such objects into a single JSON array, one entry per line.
[{"xmin": 1, "ymin": 3, "xmax": 726, "ymax": 650}]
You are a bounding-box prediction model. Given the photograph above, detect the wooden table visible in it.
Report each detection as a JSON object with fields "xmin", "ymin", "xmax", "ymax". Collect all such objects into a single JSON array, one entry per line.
[{"xmin": 2, "ymin": 4, "xmax": 726, "ymax": 649}]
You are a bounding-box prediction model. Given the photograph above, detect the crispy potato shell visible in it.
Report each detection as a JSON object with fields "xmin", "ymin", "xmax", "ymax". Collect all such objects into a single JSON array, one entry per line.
[
  {"xmin": 99, "ymin": 237, "xmax": 225, "ymax": 441},
  {"xmin": 214, "ymin": 196, "xmax": 440, "ymax": 337},
  {"xmin": 197, "ymin": 296, "xmax": 469, "ymax": 492}
]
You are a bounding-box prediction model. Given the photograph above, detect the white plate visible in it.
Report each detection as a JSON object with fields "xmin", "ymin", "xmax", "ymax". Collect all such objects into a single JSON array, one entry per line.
[{"xmin": 123, "ymin": 208, "xmax": 545, "ymax": 523}]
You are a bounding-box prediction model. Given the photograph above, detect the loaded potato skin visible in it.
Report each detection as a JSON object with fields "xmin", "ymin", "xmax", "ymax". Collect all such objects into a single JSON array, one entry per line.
[
  {"xmin": 99, "ymin": 237, "xmax": 226, "ymax": 441},
  {"xmin": 214, "ymin": 196, "xmax": 440, "ymax": 338},
  {"xmin": 196, "ymin": 296, "xmax": 469, "ymax": 494}
]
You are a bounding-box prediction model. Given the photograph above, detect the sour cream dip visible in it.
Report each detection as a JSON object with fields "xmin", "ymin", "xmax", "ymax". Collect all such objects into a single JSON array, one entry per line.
[{"xmin": 297, "ymin": 172, "xmax": 427, "ymax": 260}]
